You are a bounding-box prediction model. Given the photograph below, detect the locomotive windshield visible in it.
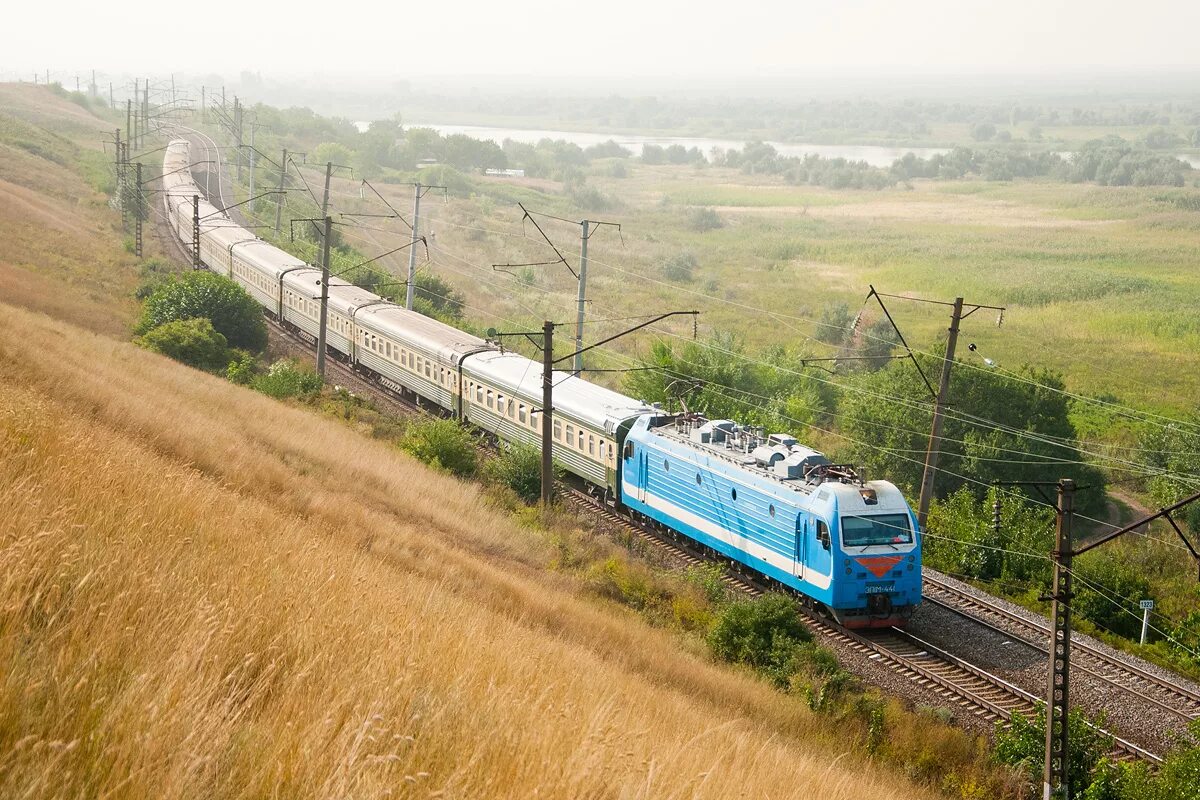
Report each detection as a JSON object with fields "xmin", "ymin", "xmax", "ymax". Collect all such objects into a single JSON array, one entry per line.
[{"xmin": 841, "ymin": 514, "xmax": 913, "ymax": 548}]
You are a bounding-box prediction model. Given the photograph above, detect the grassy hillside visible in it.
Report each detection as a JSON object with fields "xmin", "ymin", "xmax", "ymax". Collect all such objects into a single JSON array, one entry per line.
[
  {"xmin": 0, "ymin": 302, "xmax": 957, "ymax": 799},
  {"xmin": 0, "ymin": 83, "xmax": 141, "ymax": 335},
  {"xmin": 0, "ymin": 84, "xmax": 998, "ymax": 798}
]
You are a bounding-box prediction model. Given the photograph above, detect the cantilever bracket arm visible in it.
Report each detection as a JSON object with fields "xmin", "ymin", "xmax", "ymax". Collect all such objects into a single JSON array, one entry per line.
[
  {"xmin": 1073, "ymin": 490, "xmax": 1200, "ymax": 577},
  {"xmin": 551, "ymin": 310, "xmax": 698, "ymax": 366}
]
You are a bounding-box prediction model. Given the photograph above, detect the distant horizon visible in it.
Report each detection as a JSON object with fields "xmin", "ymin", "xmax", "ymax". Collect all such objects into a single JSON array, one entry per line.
[{"xmin": 7, "ymin": 0, "xmax": 1199, "ymax": 84}]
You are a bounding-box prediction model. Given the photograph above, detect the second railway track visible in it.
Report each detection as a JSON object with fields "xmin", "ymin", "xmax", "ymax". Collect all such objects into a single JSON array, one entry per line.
[{"xmin": 923, "ymin": 572, "xmax": 1200, "ymax": 722}]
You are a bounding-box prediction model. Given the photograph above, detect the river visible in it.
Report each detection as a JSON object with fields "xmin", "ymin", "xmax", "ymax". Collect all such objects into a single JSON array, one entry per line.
[
  {"xmin": 355, "ymin": 121, "xmax": 1200, "ymax": 171},
  {"xmin": 354, "ymin": 121, "xmax": 948, "ymax": 167}
]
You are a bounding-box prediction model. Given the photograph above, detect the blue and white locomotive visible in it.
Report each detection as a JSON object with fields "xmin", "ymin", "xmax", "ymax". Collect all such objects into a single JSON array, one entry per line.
[
  {"xmin": 162, "ymin": 138, "xmax": 921, "ymax": 628},
  {"xmin": 622, "ymin": 418, "xmax": 920, "ymax": 627}
]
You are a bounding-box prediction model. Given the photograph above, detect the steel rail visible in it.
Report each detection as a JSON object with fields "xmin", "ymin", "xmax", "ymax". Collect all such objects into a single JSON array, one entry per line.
[{"xmin": 923, "ymin": 573, "xmax": 1200, "ymax": 721}]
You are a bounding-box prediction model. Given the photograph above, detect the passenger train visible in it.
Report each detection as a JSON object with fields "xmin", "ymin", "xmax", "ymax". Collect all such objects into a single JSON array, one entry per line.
[{"xmin": 162, "ymin": 138, "xmax": 921, "ymax": 627}]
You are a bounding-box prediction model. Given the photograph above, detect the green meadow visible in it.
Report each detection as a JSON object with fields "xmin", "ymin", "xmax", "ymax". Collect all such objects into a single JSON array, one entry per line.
[{"xmin": 399, "ymin": 165, "xmax": 1199, "ymax": 416}]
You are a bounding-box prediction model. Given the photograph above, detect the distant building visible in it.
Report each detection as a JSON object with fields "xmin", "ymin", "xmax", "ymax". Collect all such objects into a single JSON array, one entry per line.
[{"xmin": 484, "ymin": 168, "xmax": 526, "ymax": 178}]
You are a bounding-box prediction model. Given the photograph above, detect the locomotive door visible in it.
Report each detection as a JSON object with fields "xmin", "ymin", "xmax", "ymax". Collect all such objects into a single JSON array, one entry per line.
[
  {"xmin": 794, "ymin": 516, "xmax": 806, "ymax": 578},
  {"xmin": 637, "ymin": 450, "xmax": 648, "ymax": 502}
]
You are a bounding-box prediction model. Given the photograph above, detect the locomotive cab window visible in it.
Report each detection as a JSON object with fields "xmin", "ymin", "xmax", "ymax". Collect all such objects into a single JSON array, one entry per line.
[
  {"xmin": 817, "ymin": 520, "xmax": 831, "ymax": 551},
  {"xmin": 623, "ymin": 441, "xmax": 634, "ymax": 460},
  {"xmin": 841, "ymin": 514, "xmax": 913, "ymax": 548}
]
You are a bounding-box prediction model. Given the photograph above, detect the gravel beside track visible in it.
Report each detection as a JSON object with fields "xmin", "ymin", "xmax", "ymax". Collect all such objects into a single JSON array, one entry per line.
[{"xmin": 911, "ymin": 569, "xmax": 1199, "ymax": 754}]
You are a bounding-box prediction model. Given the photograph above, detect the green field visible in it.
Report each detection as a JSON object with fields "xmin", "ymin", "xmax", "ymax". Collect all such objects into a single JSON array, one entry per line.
[{"xmin": 399, "ymin": 166, "xmax": 1200, "ymax": 415}]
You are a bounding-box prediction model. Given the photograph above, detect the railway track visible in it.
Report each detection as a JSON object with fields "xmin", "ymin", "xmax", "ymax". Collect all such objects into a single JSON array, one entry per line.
[
  {"xmin": 562, "ymin": 489, "xmax": 1162, "ymax": 764},
  {"xmin": 150, "ymin": 137, "xmax": 1163, "ymax": 766},
  {"xmin": 924, "ymin": 572, "xmax": 1200, "ymax": 723}
]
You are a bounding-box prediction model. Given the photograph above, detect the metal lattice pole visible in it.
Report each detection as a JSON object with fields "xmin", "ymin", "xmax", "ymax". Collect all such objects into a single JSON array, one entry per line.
[
  {"xmin": 134, "ymin": 162, "xmax": 143, "ymax": 258},
  {"xmin": 192, "ymin": 195, "xmax": 201, "ymax": 269},
  {"xmin": 1043, "ymin": 479, "xmax": 1075, "ymax": 800}
]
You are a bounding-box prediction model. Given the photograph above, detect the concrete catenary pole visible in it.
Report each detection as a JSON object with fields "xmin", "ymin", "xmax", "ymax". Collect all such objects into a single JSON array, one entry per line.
[
  {"xmin": 541, "ymin": 320, "xmax": 555, "ymax": 506},
  {"xmin": 916, "ymin": 296, "xmax": 964, "ymax": 530},
  {"xmin": 573, "ymin": 219, "xmax": 590, "ymax": 374},
  {"xmin": 274, "ymin": 148, "xmax": 288, "ymax": 236},
  {"xmin": 317, "ymin": 215, "xmax": 332, "ymax": 378},
  {"xmin": 405, "ymin": 182, "xmax": 422, "ymax": 310}
]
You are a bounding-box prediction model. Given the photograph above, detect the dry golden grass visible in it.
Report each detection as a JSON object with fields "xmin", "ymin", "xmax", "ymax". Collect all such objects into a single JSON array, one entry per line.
[
  {"xmin": 0, "ymin": 85, "xmax": 142, "ymax": 336},
  {"xmin": 0, "ymin": 303, "xmax": 942, "ymax": 799}
]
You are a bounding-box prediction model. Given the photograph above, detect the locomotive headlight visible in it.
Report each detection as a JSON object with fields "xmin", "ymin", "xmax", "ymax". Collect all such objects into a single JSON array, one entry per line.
[
  {"xmin": 844, "ymin": 559, "xmax": 851, "ymax": 567},
  {"xmin": 907, "ymin": 564, "xmax": 914, "ymax": 571},
  {"xmin": 845, "ymin": 567, "xmax": 853, "ymax": 575},
  {"xmin": 907, "ymin": 555, "xmax": 915, "ymax": 563}
]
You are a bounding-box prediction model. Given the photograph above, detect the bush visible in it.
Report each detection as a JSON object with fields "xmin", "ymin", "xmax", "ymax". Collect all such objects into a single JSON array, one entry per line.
[
  {"xmin": 136, "ymin": 318, "xmax": 231, "ymax": 372},
  {"xmin": 816, "ymin": 302, "xmax": 854, "ymax": 345},
  {"xmin": 401, "ymin": 418, "xmax": 478, "ymax": 477},
  {"xmin": 993, "ymin": 706, "xmax": 1112, "ymax": 799},
  {"xmin": 485, "ymin": 442, "xmax": 545, "ymax": 503},
  {"xmin": 134, "ymin": 258, "xmax": 176, "ymax": 300},
  {"xmin": 707, "ymin": 594, "xmax": 811, "ymax": 686},
  {"xmin": 1072, "ymin": 553, "xmax": 1153, "ymax": 640},
  {"xmin": 225, "ymin": 350, "xmax": 258, "ymax": 385},
  {"xmin": 251, "ymin": 359, "xmax": 323, "ymax": 399},
  {"xmin": 660, "ymin": 251, "xmax": 698, "ymax": 282},
  {"xmin": 136, "ymin": 271, "xmax": 267, "ymax": 352},
  {"xmin": 685, "ymin": 207, "xmax": 723, "ymax": 232},
  {"xmin": 411, "ymin": 273, "xmax": 465, "ymax": 321}
]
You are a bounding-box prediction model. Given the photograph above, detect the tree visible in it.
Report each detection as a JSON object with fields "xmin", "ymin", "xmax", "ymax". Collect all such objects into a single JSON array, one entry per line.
[
  {"xmin": 136, "ymin": 272, "xmax": 267, "ymax": 352},
  {"xmin": 837, "ymin": 351, "xmax": 1107, "ymax": 515},
  {"xmin": 136, "ymin": 318, "xmax": 231, "ymax": 372},
  {"xmin": 1140, "ymin": 414, "xmax": 1200, "ymax": 533},
  {"xmin": 971, "ymin": 122, "xmax": 997, "ymax": 141},
  {"xmin": 411, "ymin": 273, "xmax": 464, "ymax": 321},
  {"xmin": 310, "ymin": 141, "xmax": 354, "ymax": 168}
]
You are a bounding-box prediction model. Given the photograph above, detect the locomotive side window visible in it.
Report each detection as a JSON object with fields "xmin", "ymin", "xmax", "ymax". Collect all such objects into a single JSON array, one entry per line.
[
  {"xmin": 817, "ymin": 521, "xmax": 831, "ymax": 551},
  {"xmin": 623, "ymin": 441, "xmax": 634, "ymax": 460}
]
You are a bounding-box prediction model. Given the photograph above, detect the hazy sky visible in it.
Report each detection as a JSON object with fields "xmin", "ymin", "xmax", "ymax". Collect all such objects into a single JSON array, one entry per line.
[{"xmin": 6, "ymin": 0, "xmax": 1199, "ymax": 80}]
